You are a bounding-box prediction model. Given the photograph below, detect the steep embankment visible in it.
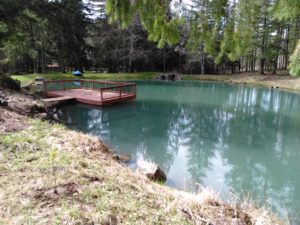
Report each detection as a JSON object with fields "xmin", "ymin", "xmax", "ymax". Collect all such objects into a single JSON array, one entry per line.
[{"xmin": 0, "ymin": 87, "xmax": 285, "ymax": 224}]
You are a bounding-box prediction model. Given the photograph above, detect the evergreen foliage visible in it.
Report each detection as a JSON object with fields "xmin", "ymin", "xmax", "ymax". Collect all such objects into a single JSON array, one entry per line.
[
  {"xmin": 271, "ymin": 0, "xmax": 300, "ymax": 75},
  {"xmin": 0, "ymin": 0, "xmax": 299, "ymax": 75},
  {"xmin": 105, "ymin": 0, "xmax": 183, "ymax": 48},
  {"xmin": 186, "ymin": 0, "xmax": 299, "ymax": 74},
  {"xmin": 289, "ymin": 40, "xmax": 300, "ymax": 76},
  {"xmin": 272, "ymin": 0, "xmax": 300, "ymax": 20}
]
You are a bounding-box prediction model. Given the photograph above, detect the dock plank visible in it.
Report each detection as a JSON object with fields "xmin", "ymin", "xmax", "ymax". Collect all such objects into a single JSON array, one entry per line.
[{"xmin": 42, "ymin": 96, "xmax": 75, "ymax": 103}]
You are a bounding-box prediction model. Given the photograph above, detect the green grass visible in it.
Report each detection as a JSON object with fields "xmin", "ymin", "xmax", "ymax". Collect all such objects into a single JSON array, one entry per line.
[{"xmin": 12, "ymin": 72, "xmax": 158, "ymax": 86}]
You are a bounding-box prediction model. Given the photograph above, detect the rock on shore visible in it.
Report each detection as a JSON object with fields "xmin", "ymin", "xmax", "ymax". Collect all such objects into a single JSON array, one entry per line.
[{"xmin": 136, "ymin": 160, "xmax": 167, "ymax": 182}]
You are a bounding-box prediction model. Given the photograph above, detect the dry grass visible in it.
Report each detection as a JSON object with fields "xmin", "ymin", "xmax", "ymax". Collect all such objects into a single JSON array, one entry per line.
[
  {"xmin": 0, "ymin": 115, "xmax": 286, "ymax": 224},
  {"xmin": 0, "ymin": 108, "xmax": 29, "ymax": 133},
  {"xmin": 183, "ymin": 73, "xmax": 300, "ymax": 93}
]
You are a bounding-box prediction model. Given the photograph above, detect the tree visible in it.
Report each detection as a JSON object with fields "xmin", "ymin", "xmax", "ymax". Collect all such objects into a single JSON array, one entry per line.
[
  {"xmin": 105, "ymin": 0, "xmax": 183, "ymax": 48},
  {"xmin": 49, "ymin": 0, "xmax": 90, "ymax": 72},
  {"xmin": 289, "ymin": 40, "xmax": 300, "ymax": 76},
  {"xmin": 0, "ymin": 0, "xmax": 299, "ymax": 75},
  {"xmin": 272, "ymin": 0, "xmax": 300, "ymax": 76},
  {"xmin": 0, "ymin": 0, "xmax": 91, "ymax": 74}
]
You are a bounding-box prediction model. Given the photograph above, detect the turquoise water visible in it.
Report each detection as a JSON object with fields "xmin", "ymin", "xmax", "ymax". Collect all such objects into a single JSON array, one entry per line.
[{"xmin": 58, "ymin": 81, "xmax": 300, "ymax": 223}]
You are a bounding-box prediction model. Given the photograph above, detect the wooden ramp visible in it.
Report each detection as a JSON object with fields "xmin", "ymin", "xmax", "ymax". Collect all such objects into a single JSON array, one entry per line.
[
  {"xmin": 43, "ymin": 80, "xmax": 136, "ymax": 106},
  {"xmin": 42, "ymin": 96, "xmax": 75, "ymax": 103}
]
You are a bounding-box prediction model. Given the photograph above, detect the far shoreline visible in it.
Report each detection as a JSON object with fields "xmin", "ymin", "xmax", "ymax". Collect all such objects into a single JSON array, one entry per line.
[{"xmin": 12, "ymin": 71, "xmax": 300, "ymax": 94}]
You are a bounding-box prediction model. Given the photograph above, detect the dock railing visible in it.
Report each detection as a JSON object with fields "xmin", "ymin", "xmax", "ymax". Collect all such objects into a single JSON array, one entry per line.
[{"xmin": 44, "ymin": 79, "xmax": 136, "ymax": 102}]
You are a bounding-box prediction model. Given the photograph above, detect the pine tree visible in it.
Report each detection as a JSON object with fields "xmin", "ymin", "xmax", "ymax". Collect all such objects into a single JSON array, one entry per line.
[
  {"xmin": 272, "ymin": 0, "xmax": 300, "ymax": 75},
  {"xmin": 105, "ymin": 0, "xmax": 183, "ymax": 48},
  {"xmin": 289, "ymin": 40, "xmax": 300, "ymax": 76},
  {"xmin": 273, "ymin": 0, "xmax": 300, "ymax": 21}
]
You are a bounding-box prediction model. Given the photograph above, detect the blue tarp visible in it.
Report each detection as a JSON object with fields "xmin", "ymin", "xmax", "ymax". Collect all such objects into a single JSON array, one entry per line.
[{"xmin": 72, "ymin": 71, "xmax": 82, "ymax": 76}]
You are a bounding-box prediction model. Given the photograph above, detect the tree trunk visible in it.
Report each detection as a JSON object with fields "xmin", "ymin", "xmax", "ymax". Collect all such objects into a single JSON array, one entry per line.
[
  {"xmin": 231, "ymin": 63, "xmax": 235, "ymax": 74},
  {"xmin": 128, "ymin": 27, "xmax": 134, "ymax": 72},
  {"xmin": 260, "ymin": 59, "xmax": 265, "ymax": 75},
  {"xmin": 252, "ymin": 50, "xmax": 257, "ymax": 72},
  {"xmin": 260, "ymin": 1, "xmax": 268, "ymax": 75},
  {"xmin": 284, "ymin": 24, "xmax": 290, "ymax": 70},
  {"xmin": 272, "ymin": 57, "xmax": 278, "ymax": 74},
  {"xmin": 58, "ymin": 53, "xmax": 65, "ymax": 73},
  {"xmin": 200, "ymin": 45, "xmax": 205, "ymax": 75},
  {"xmin": 162, "ymin": 48, "xmax": 166, "ymax": 73},
  {"xmin": 41, "ymin": 24, "xmax": 46, "ymax": 74}
]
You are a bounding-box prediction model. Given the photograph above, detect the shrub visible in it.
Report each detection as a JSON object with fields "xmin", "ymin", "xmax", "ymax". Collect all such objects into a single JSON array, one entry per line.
[{"xmin": 0, "ymin": 73, "xmax": 20, "ymax": 90}]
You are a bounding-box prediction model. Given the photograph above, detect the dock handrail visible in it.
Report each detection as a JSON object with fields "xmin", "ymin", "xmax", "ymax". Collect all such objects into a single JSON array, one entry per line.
[
  {"xmin": 44, "ymin": 79, "xmax": 136, "ymax": 103},
  {"xmin": 100, "ymin": 83, "xmax": 136, "ymax": 101}
]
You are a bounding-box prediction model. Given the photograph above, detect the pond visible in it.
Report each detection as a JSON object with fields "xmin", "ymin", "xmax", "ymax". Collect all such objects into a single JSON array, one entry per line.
[{"xmin": 57, "ymin": 81, "xmax": 300, "ymax": 224}]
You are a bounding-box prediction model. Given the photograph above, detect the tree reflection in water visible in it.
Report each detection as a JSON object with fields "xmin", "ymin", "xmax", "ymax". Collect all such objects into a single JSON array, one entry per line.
[{"xmin": 58, "ymin": 81, "xmax": 300, "ymax": 223}]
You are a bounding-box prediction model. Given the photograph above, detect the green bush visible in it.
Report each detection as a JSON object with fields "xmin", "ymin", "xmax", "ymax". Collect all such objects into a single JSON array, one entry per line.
[{"xmin": 0, "ymin": 73, "xmax": 20, "ymax": 90}]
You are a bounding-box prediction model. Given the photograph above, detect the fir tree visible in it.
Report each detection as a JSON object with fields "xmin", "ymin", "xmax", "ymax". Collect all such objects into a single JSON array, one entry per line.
[{"xmin": 289, "ymin": 40, "xmax": 300, "ymax": 76}]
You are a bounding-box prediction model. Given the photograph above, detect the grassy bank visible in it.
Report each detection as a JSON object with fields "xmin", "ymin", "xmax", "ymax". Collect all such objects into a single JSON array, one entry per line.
[
  {"xmin": 12, "ymin": 72, "xmax": 158, "ymax": 86},
  {"xmin": 1, "ymin": 118, "xmax": 193, "ymax": 224},
  {"xmin": 0, "ymin": 104, "xmax": 284, "ymax": 224},
  {"xmin": 12, "ymin": 72, "xmax": 300, "ymax": 93}
]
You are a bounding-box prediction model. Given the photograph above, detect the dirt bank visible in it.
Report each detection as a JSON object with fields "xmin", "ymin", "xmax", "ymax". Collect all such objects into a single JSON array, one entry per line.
[
  {"xmin": 0, "ymin": 87, "xmax": 46, "ymax": 115},
  {"xmin": 0, "ymin": 90, "xmax": 285, "ymax": 224}
]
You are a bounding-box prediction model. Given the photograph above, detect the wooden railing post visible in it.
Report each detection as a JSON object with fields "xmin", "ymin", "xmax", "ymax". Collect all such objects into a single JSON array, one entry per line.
[
  {"xmin": 44, "ymin": 81, "xmax": 47, "ymax": 95},
  {"xmin": 100, "ymin": 89, "xmax": 103, "ymax": 101}
]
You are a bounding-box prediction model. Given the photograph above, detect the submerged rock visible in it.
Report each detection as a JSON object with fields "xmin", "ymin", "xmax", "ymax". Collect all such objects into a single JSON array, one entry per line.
[
  {"xmin": 112, "ymin": 154, "xmax": 120, "ymax": 161},
  {"xmin": 136, "ymin": 160, "xmax": 167, "ymax": 182}
]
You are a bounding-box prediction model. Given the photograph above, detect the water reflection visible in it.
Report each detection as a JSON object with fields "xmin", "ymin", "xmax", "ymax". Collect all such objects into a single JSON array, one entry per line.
[{"xmin": 58, "ymin": 81, "xmax": 300, "ymax": 224}]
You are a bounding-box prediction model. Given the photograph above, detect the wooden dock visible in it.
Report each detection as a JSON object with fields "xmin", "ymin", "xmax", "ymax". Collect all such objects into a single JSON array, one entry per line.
[
  {"xmin": 42, "ymin": 96, "xmax": 75, "ymax": 103},
  {"xmin": 43, "ymin": 80, "xmax": 136, "ymax": 106}
]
